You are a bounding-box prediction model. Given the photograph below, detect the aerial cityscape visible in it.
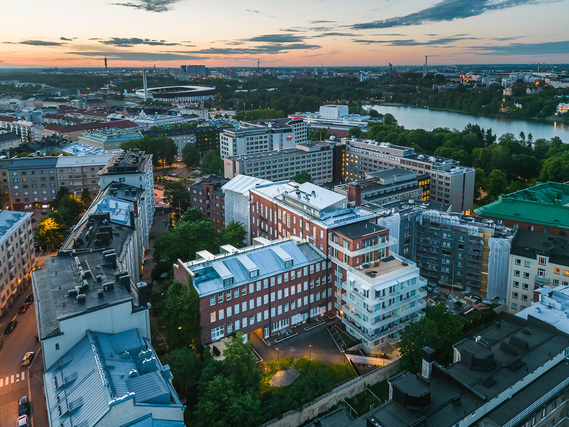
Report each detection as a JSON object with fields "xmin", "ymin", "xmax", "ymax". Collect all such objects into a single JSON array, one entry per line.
[{"xmin": 1, "ymin": 1, "xmax": 569, "ymax": 427}]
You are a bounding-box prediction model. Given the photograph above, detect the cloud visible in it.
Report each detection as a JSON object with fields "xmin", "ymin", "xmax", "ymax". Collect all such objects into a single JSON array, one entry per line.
[
  {"xmin": 353, "ymin": 35, "xmax": 477, "ymax": 46},
  {"xmin": 246, "ymin": 34, "xmax": 306, "ymax": 43},
  {"xmin": 60, "ymin": 37, "xmax": 72, "ymax": 41},
  {"xmin": 471, "ymin": 40, "xmax": 569, "ymax": 55},
  {"xmin": 185, "ymin": 43, "xmax": 321, "ymax": 56},
  {"xmin": 311, "ymin": 32, "xmax": 357, "ymax": 38},
  {"xmin": 109, "ymin": 0, "xmax": 179, "ymax": 12},
  {"xmin": 20, "ymin": 40, "xmax": 63, "ymax": 46},
  {"xmin": 100, "ymin": 37, "xmax": 180, "ymax": 47},
  {"xmin": 245, "ymin": 9, "xmax": 260, "ymax": 14},
  {"xmin": 68, "ymin": 51, "xmax": 207, "ymax": 61},
  {"xmin": 310, "ymin": 20, "xmax": 336, "ymax": 24},
  {"xmin": 352, "ymin": 0, "xmax": 548, "ymax": 29}
]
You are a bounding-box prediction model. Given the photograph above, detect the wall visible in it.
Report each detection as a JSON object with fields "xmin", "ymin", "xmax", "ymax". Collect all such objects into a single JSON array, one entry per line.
[{"xmin": 263, "ymin": 360, "xmax": 400, "ymax": 427}]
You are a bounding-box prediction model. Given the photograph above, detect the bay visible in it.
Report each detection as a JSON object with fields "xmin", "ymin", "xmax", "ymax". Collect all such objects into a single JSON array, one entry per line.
[{"xmin": 366, "ymin": 105, "xmax": 569, "ymax": 143}]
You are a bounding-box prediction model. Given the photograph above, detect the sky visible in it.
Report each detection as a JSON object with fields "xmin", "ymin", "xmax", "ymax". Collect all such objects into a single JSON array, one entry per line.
[{"xmin": 2, "ymin": 0, "xmax": 569, "ymax": 68}]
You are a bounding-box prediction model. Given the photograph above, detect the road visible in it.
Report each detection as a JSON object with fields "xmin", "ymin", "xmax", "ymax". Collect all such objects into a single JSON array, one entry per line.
[{"xmin": 0, "ymin": 289, "xmax": 44, "ymax": 427}]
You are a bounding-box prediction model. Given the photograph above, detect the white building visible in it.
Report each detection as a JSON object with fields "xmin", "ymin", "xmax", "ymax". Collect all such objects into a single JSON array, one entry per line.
[
  {"xmin": 55, "ymin": 154, "xmax": 115, "ymax": 198},
  {"xmin": 220, "ymin": 118, "xmax": 303, "ymax": 158},
  {"xmin": 319, "ymin": 105, "xmax": 349, "ymax": 119},
  {"xmin": 517, "ymin": 285, "xmax": 569, "ymax": 334},
  {"xmin": 506, "ymin": 230, "xmax": 569, "ymax": 314},
  {"xmin": 99, "ymin": 151, "xmax": 154, "ymax": 235},
  {"xmin": 32, "ymin": 249, "xmax": 151, "ymax": 370},
  {"xmin": 221, "ymin": 174, "xmax": 271, "ymax": 244},
  {"xmin": 0, "ymin": 210, "xmax": 34, "ymax": 316},
  {"xmin": 224, "ymin": 141, "xmax": 334, "ymax": 184}
]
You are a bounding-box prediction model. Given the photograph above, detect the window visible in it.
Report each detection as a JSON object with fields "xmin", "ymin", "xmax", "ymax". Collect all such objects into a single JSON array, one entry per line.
[
  {"xmin": 524, "ymin": 261, "xmax": 531, "ymax": 268},
  {"xmin": 249, "ymin": 283, "xmax": 254, "ymax": 293},
  {"xmin": 538, "ymin": 256, "xmax": 546, "ymax": 266},
  {"xmin": 242, "ymin": 286, "xmax": 247, "ymax": 296},
  {"xmin": 226, "ymin": 290, "xmax": 232, "ymax": 301},
  {"xmin": 223, "ymin": 277, "xmax": 234, "ymax": 287},
  {"xmin": 210, "ymin": 312, "xmax": 216, "ymax": 323},
  {"xmin": 521, "ymin": 294, "xmax": 528, "ymax": 301},
  {"xmin": 218, "ymin": 293, "xmax": 224, "ymax": 303},
  {"xmin": 234, "ymin": 288, "xmax": 239, "ymax": 299},
  {"xmin": 514, "ymin": 270, "xmax": 520, "ymax": 277},
  {"xmin": 211, "ymin": 325, "xmax": 224, "ymax": 340},
  {"xmin": 523, "ymin": 272, "xmax": 530, "ymax": 279},
  {"xmin": 234, "ymin": 304, "xmax": 240, "ymax": 315},
  {"xmin": 219, "ymin": 309, "xmax": 224, "ymax": 320},
  {"xmin": 515, "ymin": 259, "xmax": 521, "ymax": 265},
  {"xmin": 512, "ymin": 292, "xmax": 519, "ymax": 299},
  {"xmin": 513, "ymin": 281, "xmax": 519, "ymax": 288},
  {"xmin": 554, "ymin": 267, "xmax": 561, "ymax": 275},
  {"xmin": 242, "ymin": 301, "xmax": 247, "ymax": 312},
  {"xmin": 511, "ymin": 303, "xmax": 518, "ymax": 310},
  {"xmin": 227, "ymin": 306, "xmax": 232, "ymax": 317},
  {"xmin": 277, "ymin": 290, "xmax": 282, "ymax": 300},
  {"xmin": 250, "ymin": 269, "xmax": 259, "ymax": 278},
  {"xmin": 210, "ymin": 296, "xmax": 216, "ymax": 306}
]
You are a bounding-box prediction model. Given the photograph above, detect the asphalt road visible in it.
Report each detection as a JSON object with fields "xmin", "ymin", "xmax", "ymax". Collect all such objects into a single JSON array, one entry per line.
[{"xmin": 0, "ymin": 289, "xmax": 43, "ymax": 427}]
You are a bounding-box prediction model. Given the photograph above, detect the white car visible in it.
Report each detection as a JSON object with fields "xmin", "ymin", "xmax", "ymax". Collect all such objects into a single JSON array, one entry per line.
[{"xmin": 17, "ymin": 415, "xmax": 29, "ymax": 427}]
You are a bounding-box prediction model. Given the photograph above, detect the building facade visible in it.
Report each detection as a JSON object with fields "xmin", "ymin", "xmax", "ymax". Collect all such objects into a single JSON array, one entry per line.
[
  {"xmin": 144, "ymin": 126, "xmax": 220, "ymax": 156},
  {"xmin": 78, "ymin": 129, "xmax": 143, "ymax": 150},
  {"xmin": 224, "ymin": 141, "xmax": 334, "ymax": 184},
  {"xmin": 55, "ymin": 154, "xmax": 115, "ymax": 198},
  {"xmin": 340, "ymin": 138, "xmax": 475, "ymax": 211},
  {"xmin": 8, "ymin": 157, "xmax": 59, "ymax": 209},
  {"xmin": 506, "ymin": 230, "xmax": 569, "ymax": 313},
  {"xmin": 220, "ymin": 122, "xmax": 295, "ymax": 158},
  {"xmin": 174, "ymin": 237, "xmax": 328, "ymax": 343},
  {"xmin": 99, "ymin": 151, "xmax": 154, "ymax": 235},
  {"xmin": 0, "ymin": 210, "xmax": 34, "ymax": 316},
  {"xmin": 189, "ymin": 175, "xmax": 228, "ymax": 230}
]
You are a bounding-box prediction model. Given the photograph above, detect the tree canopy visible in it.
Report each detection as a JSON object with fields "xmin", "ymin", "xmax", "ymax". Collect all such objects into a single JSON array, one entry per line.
[
  {"xmin": 201, "ymin": 150, "xmax": 223, "ymax": 175},
  {"xmin": 293, "ymin": 172, "xmax": 313, "ymax": 184},
  {"xmin": 161, "ymin": 279, "xmax": 202, "ymax": 349},
  {"xmin": 163, "ymin": 180, "xmax": 191, "ymax": 213},
  {"xmin": 121, "ymin": 135, "xmax": 178, "ymax": 168},
  {"xmin": 182, "ymin": 143, "xmax": 200, "ymax": 169}
]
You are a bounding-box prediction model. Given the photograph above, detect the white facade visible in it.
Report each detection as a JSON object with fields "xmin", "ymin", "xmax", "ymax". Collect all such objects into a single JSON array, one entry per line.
[
  {"xmin": 0, "ymin": 211, "xmax": 34, "ymax": 316},
  {"xmin": 220, "ymin": 124, "xmax": 295, "ymax": 158},
  {"xmin": 341, "ymin": 255, "xmax": 426, "ymax": 353},
  {"xmin": 319, "ymin": 105, "xmax": 349, "ymax": 119},
  {"xmin": 221, "ymin": 175, "xmax": 271, "ymax": 244}
]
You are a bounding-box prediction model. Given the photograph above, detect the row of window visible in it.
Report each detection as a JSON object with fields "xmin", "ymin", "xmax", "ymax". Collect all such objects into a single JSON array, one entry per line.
[{"xmin": 210, "ymin": 290, "xmax": 329, "ymax": 324}]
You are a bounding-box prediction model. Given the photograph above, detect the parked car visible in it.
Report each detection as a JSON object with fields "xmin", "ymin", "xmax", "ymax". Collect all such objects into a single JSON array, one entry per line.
[
  {"xmin": 40, "ymin": 211, "xmax": 48, "ymax": 216},
  {"xmin": 21, "ymin": 352, "xmax": 34, "ymax": 366},
  {"xmin": 17, "ymin": 414, "xmax": 29, "ymax": 427},
  {"xmin": 4, "ymin": 320, "xmax": 17, "ymax": 334},
  {"xmin": 18, "ymin": 303, "xmax": 29, "ymax": 314},
  {"xmin": 18, "ymin": 396, "xmax": 30, "ymax": 416},
  {"xmin": 25, "ymin": 294, "xmax": 34, "ymax": 304}
]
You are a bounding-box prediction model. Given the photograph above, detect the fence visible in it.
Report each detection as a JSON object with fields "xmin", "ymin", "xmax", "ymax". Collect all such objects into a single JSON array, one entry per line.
[{"xmin": 262, "ymin": 360, "xmax": 400, "ymax": 427}]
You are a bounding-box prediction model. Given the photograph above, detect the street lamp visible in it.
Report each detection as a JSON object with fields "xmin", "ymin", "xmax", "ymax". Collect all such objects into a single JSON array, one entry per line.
[
  {"xmin": 309, "ymin": 344, "xmax": 312, "ymax": 360},
  {"xmin": 276, "ymin": 347, "xmax": 279, "ymax": 362}
]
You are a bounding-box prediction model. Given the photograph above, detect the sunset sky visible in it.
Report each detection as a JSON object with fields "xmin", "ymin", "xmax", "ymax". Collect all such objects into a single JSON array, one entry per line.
[{"xmin": 2, "ymin": 0, "xmax": 569, "ymax": 68}]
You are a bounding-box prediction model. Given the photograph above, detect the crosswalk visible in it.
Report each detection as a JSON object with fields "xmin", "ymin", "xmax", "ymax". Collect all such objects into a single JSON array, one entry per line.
[{"xmin": 0, "ymin": 371, "xmax": 25, "ymax": 388}]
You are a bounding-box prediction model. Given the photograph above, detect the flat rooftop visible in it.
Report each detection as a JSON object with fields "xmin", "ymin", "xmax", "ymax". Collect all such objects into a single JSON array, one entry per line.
[
  {"xmin": 333, "ymin": 221, "xmax": 386, "ymax": 240},
  {"xmin": 33, "ymin": 250, "xmax": 137, "ymax": 340}
]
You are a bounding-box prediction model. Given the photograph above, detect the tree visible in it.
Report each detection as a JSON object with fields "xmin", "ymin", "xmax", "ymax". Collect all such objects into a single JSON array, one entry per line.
[
  {"xmin": 181, "ymin": 208, "xmax": 207, "ymax": 223},
  {"xmin": 162, "ymin": 347, "xmax": 202, "ymax": 391},
  {"xmin": 219, "ymin": 221, "xmax": 247, "ymax": 248},
  {"xmin": 222, "ymin": 333, "xmax": 261, "ymax": 392},
  {"xmin": 308, "ymin": 128, "xmax": 331, "ymax": 141},
  {"xmin": 80, "ymin": 188, "xmax": 92, "ymax": 207},
  {"xmin": 201, "ymin": 150, "xmax": 223, "ymax": 175},
  {"xmin": 486, "ymin": 169, "xmax": 508, "ymax": 199},
  {"xmin": 399, "ymin": 303, "xmax": 462, "ymax": 373},
  {"xmin": 182, "ymin": 143, "xmax": 200, "ymax": 169},
  {"xmin": 121, "ymin": 135, "xmax": 177, "ymax": 168},
  {"xmin": 348, "ymin": 126, "xmax": 363, "ymax": 138},
  {"xmin": 34, "ymin": 216, "xmax": 67, "ymax": 250},
  {"xmin": 540, "ymin": 153, "xmax": 569, "ymax": 182},
  {"xmin": 293, "ymin": 172, "xmax": 313, "ymax": 184},
  {"xmin": 163, "ymin": 180, "xmax": 191, "ymax": 213},
  {"xmin": 160, "ymin": 279, "xmax": 202, "ymax": 349}
]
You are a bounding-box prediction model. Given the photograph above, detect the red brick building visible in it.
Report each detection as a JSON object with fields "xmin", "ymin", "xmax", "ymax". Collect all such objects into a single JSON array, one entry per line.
[
  {"xmin": 174, "ymin": 237, "xmax": 328, "ymax": 343},
  {"xmin": 188, "ymin": 175, "xmax": 228, "ymax": 230}
]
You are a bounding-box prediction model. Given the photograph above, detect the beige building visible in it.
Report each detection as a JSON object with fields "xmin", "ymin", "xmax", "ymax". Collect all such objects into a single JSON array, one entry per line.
[{"xmin": 506, "ymin": 230, "xmax": 569, "ymax": 313}]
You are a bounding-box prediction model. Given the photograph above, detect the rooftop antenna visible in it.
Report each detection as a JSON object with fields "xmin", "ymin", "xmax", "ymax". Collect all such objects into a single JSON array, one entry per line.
[
  {"xmin": 423, "ymin": 55, "xmax": 428, "ymax": 77},
  {"xmin": 104, "ymin": 55, "xmax": 108, "ymax": 72}
]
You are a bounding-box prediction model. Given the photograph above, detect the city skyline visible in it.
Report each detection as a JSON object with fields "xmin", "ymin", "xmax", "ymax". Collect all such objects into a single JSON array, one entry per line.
[{"xmin": 1, "ymin": 0, "xmax": 569, "ymax": 68}]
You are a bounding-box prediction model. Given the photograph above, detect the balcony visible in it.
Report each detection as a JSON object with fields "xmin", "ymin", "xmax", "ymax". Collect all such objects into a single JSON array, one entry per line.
[
  {"xmin": 328, "ymin": 237, "xmax": 397, "ymax": 258},
  {"xmin": 535, "ymin": 274, "xmax": 550, "ymax": 284}
]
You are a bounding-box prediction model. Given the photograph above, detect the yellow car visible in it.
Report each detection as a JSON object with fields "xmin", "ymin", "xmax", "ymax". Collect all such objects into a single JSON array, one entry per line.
[{"xmin": 21, "ymin": 352, "xmax": 34, "ymax": 366}]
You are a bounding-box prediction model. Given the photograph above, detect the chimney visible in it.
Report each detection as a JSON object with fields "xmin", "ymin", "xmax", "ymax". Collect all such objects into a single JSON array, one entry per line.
[
  {"xmin": 421, "ymin": 346, "xmax": 436, "ymax": 379},
  {"xmin": 347, "ymin": 182, "xmax": 362, "ymax": 206},
  {"xmin": 137, "ymin": 282, "xmax": 148, "ymax": 307}
]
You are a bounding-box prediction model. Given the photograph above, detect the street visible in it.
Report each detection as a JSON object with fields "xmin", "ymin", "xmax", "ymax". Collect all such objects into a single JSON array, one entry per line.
[{"xmin": 0, "ymin": 289, "xmax": 45, "ymax": 427}]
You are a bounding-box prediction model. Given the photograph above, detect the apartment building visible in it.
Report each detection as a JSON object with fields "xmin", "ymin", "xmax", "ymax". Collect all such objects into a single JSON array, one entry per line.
[
  {"xmin": 55, "ymin": 154, "xmax": 114, "ymax": 198},
  {"xmin": 174, "ymin": 237, "xmax": 328, "ymax": 343},
  {"xmin": 9, "ymin": 157, "xmax": 59, "ymax": 209},
  {"xmin": 224, "ymin": 141, "xmax": 334, "ymax": 184},
  {"xmin": 339, "ymin": 138, "xmax": 475, "ymax": 211},
  {"xmin": 334, "ymin": 168, "xmax": 429, "ymax": 206},
  {"xmin": 370, "ymin": 200, "xmax": 515, "ymax": 298},
  {"xmin": 44, "ymin": 119, "xmax": 138, "ymax": 142},
  {"xmin": 189, "ymin": 175, "xmax": 228, "ymax": 230},
  {"xmin": 99, "ymin": 151, "xmax": 154, "ymax": 234},
  {"xmin": 0, "ymin": 210, "xmax": 34, "ymax": 316},
  {"xmin": 220, "ymin": 121, "xmax": 295, "ymax": 158},
  {"xmin": 328, "ymin": 221, "xmax": 426, "ymax": 352},
  {"xmin": 476, "ymin": 181, "xmax": 569, "ymax": 236},
  {"xmin": 506, "ymin": 230, "xmax": 569, "ymax": 313}
]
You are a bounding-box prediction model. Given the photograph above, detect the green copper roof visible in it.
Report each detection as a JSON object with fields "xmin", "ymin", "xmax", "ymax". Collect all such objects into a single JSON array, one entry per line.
[{"xmin": 475, "ymin": 182, "xmax": 569, "ymax": 229}]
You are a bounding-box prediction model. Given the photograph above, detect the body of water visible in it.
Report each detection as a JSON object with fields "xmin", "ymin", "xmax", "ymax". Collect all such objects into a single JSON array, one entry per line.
[{"xmin": 366, "ymin": 105, "xmax": 569, "ymax": 143}]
